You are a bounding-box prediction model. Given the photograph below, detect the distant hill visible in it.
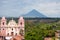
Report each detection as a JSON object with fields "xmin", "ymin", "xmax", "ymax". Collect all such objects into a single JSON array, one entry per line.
[{"xmin": 22, "ymin": 9, "xmax": 47, "ymax": 18}]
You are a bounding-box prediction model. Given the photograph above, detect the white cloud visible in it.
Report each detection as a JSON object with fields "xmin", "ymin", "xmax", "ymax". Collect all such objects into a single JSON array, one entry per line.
[
  {"xmin": 0, "ymin": 0, "xmax": 60, "ymax": 17},
  {"xmin": 29, "ymin": 2, "xmax": 60, "ymax": 17}
]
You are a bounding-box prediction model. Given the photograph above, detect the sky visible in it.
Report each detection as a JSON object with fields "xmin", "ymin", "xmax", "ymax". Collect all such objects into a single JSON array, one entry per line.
[{"xmin": 0, "ymin": 0, "xmax": 60, "ymax": 17}]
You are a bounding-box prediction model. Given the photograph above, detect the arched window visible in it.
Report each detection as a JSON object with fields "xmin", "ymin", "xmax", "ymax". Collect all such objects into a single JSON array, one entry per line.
[
  {"xmin": 15, "ymin": 33, "xmax": 17, "ymax": 36},
  {"xmin": 11, "ymin": 32, "xmax": 14, "ymax": 36},
  {"xmin": 3, "ymin": 28, "xmax": 4, "ymax": 30},
  {"xmin": 7, "ymin": 33, "xmax": 9, "ymax": 36},
  {"xmin": 20, "ymin": 22, "xmax": 22, "ymax": 25},
  {"xmin": 12, "ymin": 28, "xmax": 13, "ymax": 31},
  {"xmin": 3, "ymin": 22, "xmax": 4, "ymax": 25}
]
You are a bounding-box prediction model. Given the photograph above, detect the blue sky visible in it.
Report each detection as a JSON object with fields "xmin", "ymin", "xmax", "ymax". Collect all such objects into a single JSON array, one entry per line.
[{"xmin": 0, "ymin": 0, "xmax": 60, "ymax": 17}]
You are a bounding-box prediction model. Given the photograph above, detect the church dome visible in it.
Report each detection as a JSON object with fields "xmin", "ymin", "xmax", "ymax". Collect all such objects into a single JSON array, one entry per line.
[{"xmin": 8, "ymin": 19, "xmax": 17, "ymax": 27}]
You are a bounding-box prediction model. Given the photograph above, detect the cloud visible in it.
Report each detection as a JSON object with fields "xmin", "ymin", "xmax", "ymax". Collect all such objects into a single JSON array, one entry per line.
[
  {"xmin": 0, "ymin": 0, "xmax": 60, "ymax": 17},
  {"xmin": 31, "ymin": 2, "xmax": 60, "ymax": 17}
]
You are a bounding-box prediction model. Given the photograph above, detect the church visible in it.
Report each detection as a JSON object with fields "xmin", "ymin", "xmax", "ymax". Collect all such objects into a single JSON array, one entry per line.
[{"xmin": 0, "ymin": 17, "xmax": 24, "ymax": 40}]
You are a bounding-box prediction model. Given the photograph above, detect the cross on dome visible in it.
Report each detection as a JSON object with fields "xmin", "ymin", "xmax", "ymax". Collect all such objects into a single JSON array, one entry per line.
[
  {"xmin": 1, "ymin": 16, "xmax": 6, "ymax": 20},
  {"xmin": 12, "ymin": 18, "xmax": 13, "ymax": 21},
  {"xmin": 19, "ymin": 17, "xmax": 24, "ymax": 21}
]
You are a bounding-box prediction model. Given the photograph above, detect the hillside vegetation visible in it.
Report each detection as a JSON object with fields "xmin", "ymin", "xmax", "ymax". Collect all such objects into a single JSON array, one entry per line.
[{"xmin": 25, "ymin": 18, "xmax": 60, "ymax": 40}]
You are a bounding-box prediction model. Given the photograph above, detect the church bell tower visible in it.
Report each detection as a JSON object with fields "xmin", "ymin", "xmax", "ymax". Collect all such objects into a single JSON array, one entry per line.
[
  {"xmin": 0, "ymin": 17, "xmax": 7, "ymax": 36},
  {"xmin": 1, "ymin": 17, "xmax": 7, "ymax": 27},
  {"xmin": 18, "ymin": 17, "xmax": 24, "ymax": 36}
]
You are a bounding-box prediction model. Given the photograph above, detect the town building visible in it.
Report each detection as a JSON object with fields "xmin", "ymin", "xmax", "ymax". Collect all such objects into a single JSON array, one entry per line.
[
  {"xmin": 0, "ymin": 17, "xmax": 24, "ymax": 40},
  {"xmin": 44, "ymin": 30, "xmax": 60, "ymax": 40},
  {"xmin": 55, "ymin": 30, "xmax": 60, "ymax": 40},
  {"xmin": 44, "ymin": 37, "xmax": 52, "ymax": 40}
]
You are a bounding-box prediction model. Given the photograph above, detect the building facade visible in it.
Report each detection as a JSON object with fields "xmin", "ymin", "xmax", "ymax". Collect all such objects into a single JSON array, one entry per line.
[
  {"xmin": 44, "ymin": 37, "xmax": 52, "ymax": 40},
  {"xmin": 55, "ymin": 30, "xmax": 60, "ymax": 40},
  {"xmin": 0, "ymin": 17, "xmax": 24, "ymax": 40}
]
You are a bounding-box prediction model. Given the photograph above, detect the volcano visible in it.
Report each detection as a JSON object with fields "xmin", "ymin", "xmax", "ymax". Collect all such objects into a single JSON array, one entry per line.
[{"xmin": 22, "ymin": 9, "xmax": 47, "ymax": 18}]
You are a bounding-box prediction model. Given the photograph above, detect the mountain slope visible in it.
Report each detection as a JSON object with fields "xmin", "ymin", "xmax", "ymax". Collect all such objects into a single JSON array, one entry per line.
[{"xmin": 22, "ymin": 9, "xmax": 47, "ymax": 18}]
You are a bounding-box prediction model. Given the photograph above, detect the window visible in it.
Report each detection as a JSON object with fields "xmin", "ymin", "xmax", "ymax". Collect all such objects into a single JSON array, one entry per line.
[
  {"xmin": 3, "ymin": 28, "xmax": 4, "ymax": 30},
  {"xmin": 3, "ymin": 22, "xmax": 4, "ymax": 25},
  {"xmin": 7, "ymin": 33, "xmax": 9, "ymax": 36},
  {"xmin": 12, "ymin": 28, "xmax": 13, "ymax": 30},
  {"xmin": 20, "ymin": 22, "xmax": 22, "ymax": 25},
  {"xmin": 15, "ymin": 33, "xmax": 17, "ymax": 35},
  {"xmin": 11, "ymin": 32, "xmax": 14, "ymax": 36}
]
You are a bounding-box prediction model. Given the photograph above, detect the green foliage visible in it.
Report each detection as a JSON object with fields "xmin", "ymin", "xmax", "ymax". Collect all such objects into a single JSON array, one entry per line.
[{"xmin": 25, "ymin": 20, "xmax": 60, "ymax": 40}]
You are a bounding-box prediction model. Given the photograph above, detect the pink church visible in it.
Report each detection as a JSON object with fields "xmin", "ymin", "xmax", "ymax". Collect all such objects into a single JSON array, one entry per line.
[{"xmin": 0, "ymin": 17, "xmax": 24, "ymax": 40}]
